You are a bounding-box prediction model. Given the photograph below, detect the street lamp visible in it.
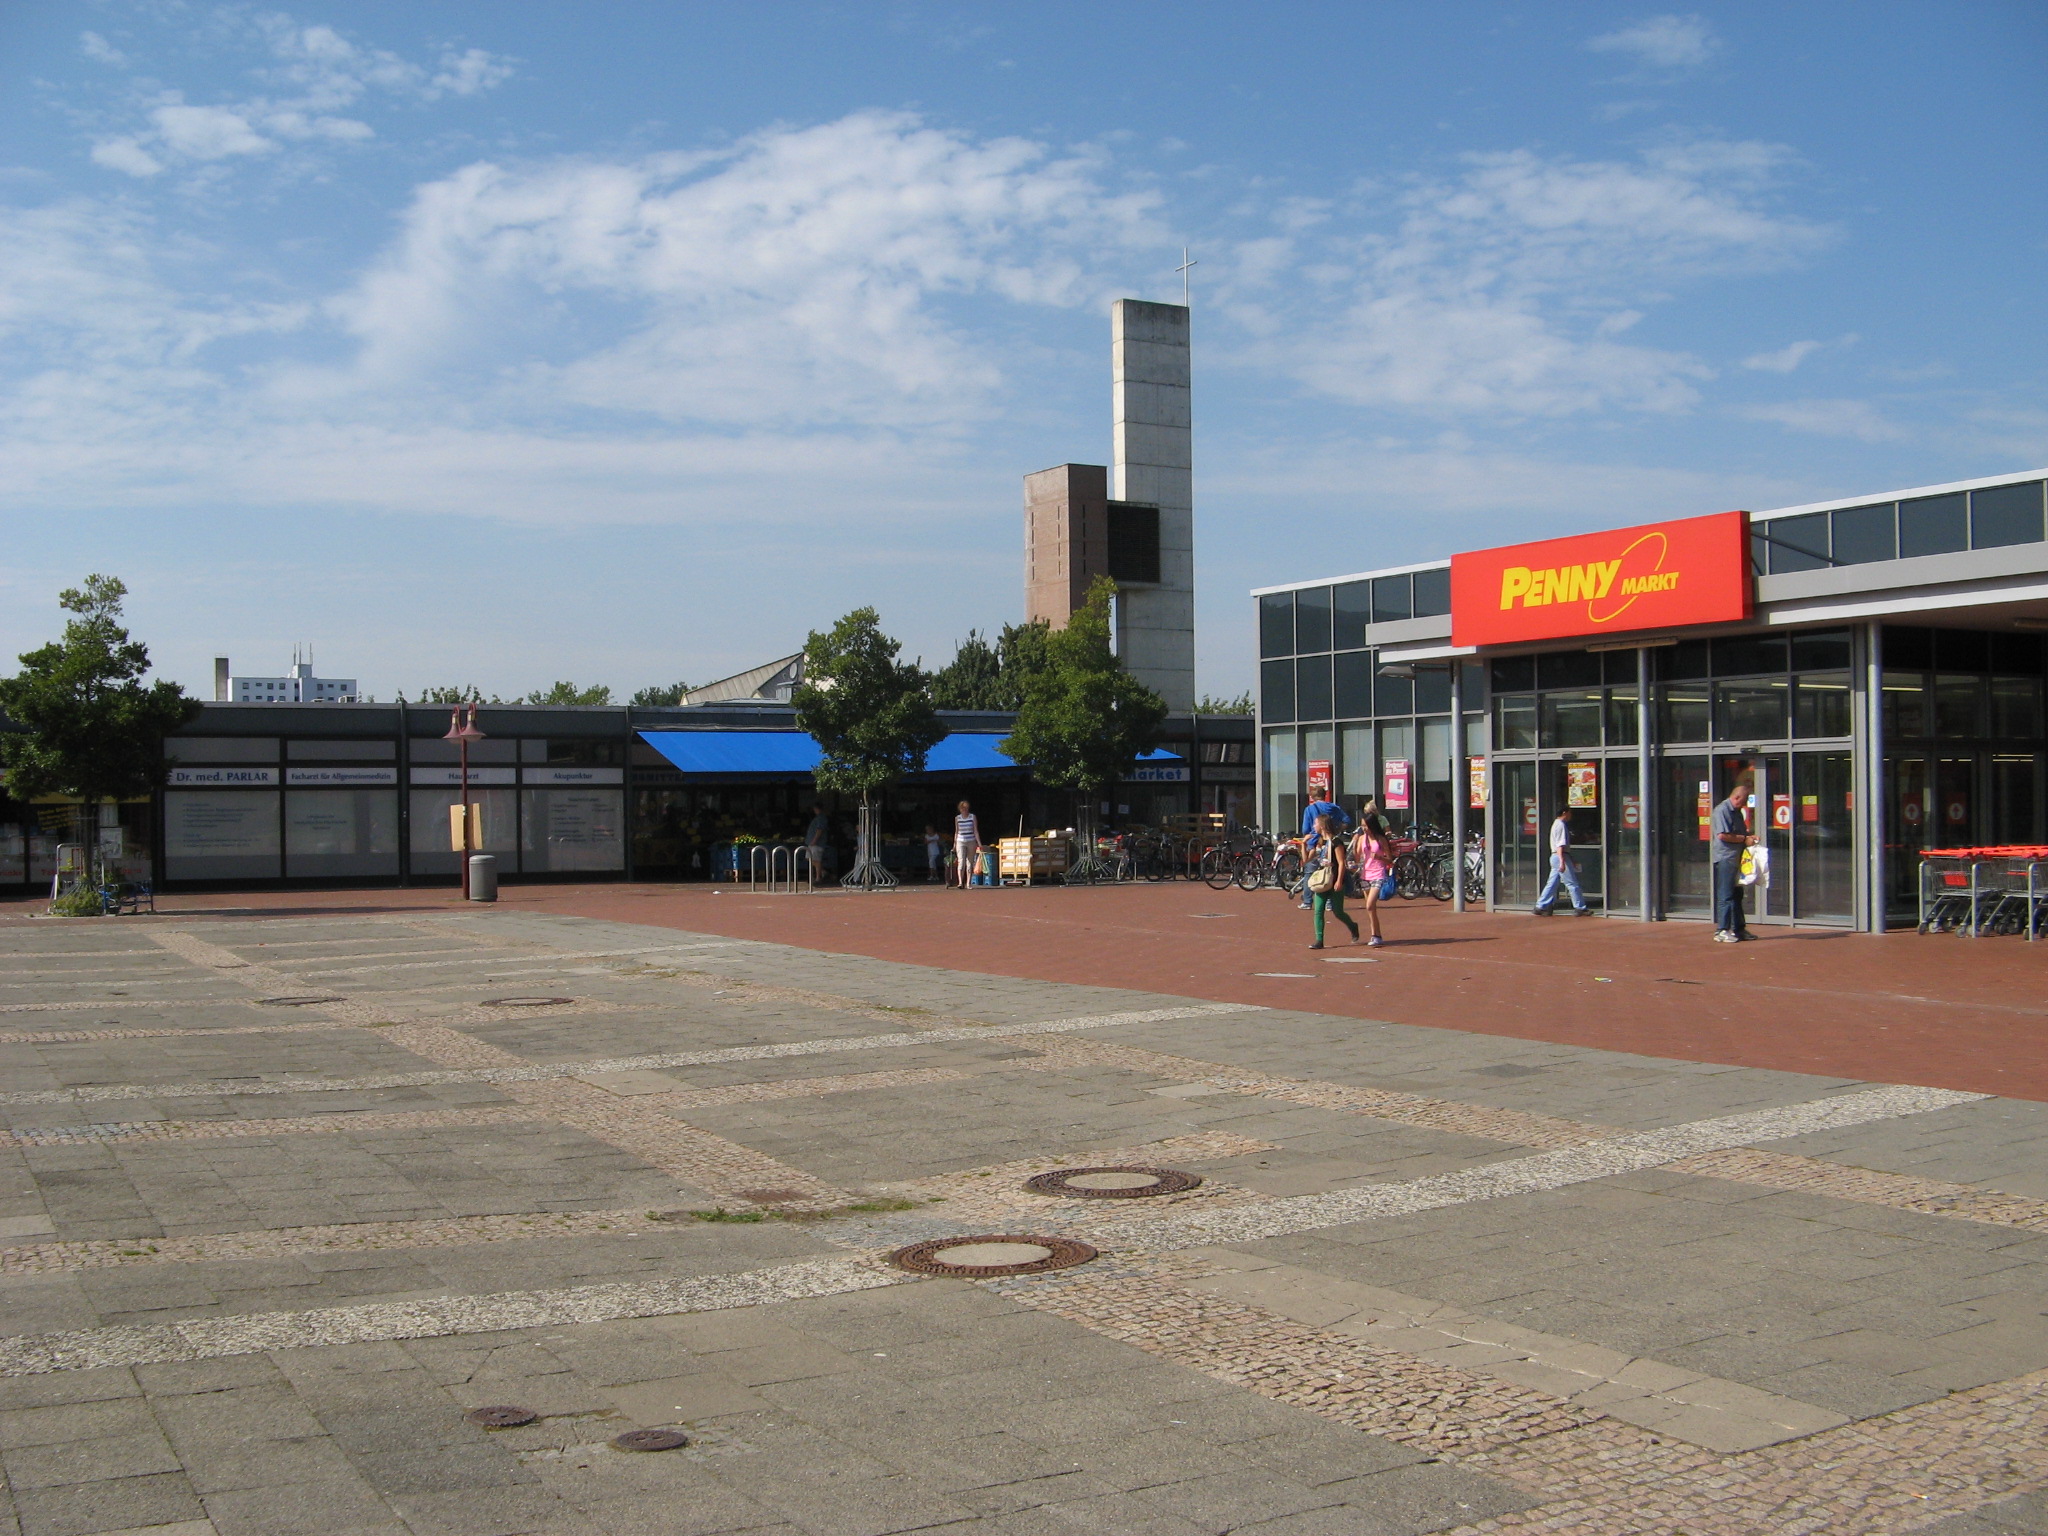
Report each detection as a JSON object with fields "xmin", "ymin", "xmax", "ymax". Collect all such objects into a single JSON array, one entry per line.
[{"xmin": 444, "ymin": 704, "xmax": 485, "ymax": 898}]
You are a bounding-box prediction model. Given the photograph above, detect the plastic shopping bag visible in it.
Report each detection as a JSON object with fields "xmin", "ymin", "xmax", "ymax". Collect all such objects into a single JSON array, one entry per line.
[{"xmin": 1739, "ymin": 845, "xmax": 1771, "ymax": 888}]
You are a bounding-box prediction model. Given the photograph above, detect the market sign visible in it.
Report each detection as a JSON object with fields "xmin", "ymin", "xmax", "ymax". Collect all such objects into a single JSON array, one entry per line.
[{"xmin": 1450, "ymin": 510, "xmax": 1751, "ymax": 648}]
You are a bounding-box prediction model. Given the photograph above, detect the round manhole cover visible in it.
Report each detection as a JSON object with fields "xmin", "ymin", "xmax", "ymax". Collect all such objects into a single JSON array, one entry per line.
[
  {"xmin": 1023, "ymin": 1166, "xmax": 1202, "ymax": 1200},
  {"xmin": 889, "ymin": 1234, "xmax": 1097, "ymax": 1277},
  {"xmin": 612, "ymin": 1428, "xmax": 690, "ymax": 1452},
  {"xmin": 256, "ymin": 995, "xmax": 344, "ymax": 1007},
  {"xmin": 482, "ymin": 996, "xmax": 574, "ymax": 1008},
  {"xmin": 466, "ymin": 1406, "xmax": 538, "ymax": 1428}
]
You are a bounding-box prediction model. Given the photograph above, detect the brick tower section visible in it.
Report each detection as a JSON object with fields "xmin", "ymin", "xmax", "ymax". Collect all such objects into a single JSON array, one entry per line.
[{"xmin": 1024, "ymin": 463, "xmax": 1110, "ymax": 630}]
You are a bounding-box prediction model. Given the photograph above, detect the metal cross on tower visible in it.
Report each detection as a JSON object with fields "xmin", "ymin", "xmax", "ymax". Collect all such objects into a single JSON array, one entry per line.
[{"xmin": 1176, "ymin": 247, "xmax": 1197, "ymax": 307}]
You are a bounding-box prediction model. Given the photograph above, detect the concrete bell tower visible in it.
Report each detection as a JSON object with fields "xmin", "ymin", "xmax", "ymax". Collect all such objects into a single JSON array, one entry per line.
[{"xmin": 1023, "ymin": 299, "xmax": 1195, "ymax": 711}]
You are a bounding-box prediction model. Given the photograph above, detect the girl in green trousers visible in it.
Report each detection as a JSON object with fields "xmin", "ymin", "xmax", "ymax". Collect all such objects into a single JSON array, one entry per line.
[{"xmin": 1307, "ymin": 813, "xmax": 1360, "ymax": 948}]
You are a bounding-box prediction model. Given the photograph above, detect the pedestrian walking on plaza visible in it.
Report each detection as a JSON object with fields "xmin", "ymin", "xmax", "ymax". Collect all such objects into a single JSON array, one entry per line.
[
  {"xmin": 953, "ymin": 800, "xmax": 982, "ymax": 890},
  {"xmin": 1712, "ymin": 780, "xmax": 1758, "ymax": 942},
  {"xmin": 1354, "ymin": 813, "xmax": 1392, "ymax": 947},
  {"xmin": 923, "ymin": 825, "xmax": 944, "ymax": 884},
  {"xmin": 1305, "ymin": 813, "xmax": 1361, "ymax": 949},
  {"xmin": 803, "ymin": 802, "xmax": 836, "ymax": 880},
  {"xmin": 1533, "ymin": 807, "xmax": 1593, "ymax": 916},
  {"xmin": 1297, "ymin": 790, "xmax": 1346, "ymax": 907}
]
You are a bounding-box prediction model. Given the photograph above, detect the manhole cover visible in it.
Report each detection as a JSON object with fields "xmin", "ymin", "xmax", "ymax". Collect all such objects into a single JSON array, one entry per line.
[
  {"xmin": 482, "ymin": 996, "xmax": 574, "ymax": 1007},
  {"xmin": 889, "ymin": 1234, "xmax": 1097, "ymax": 1277},
  {"xmin": 466, "ymin": 1406, "xmax": 538, "ymax": 1428},
  {"xmin": 1023, "ymin": 1166, "xmax": 1201, "ymax": 1200},
  {"xmin": 256, "ymin": 996, "xmax": 344, "ymax": 1007},
  {"xmin": 612, "ymin": 1428, "xmax": 690, "ymax": 1452}
]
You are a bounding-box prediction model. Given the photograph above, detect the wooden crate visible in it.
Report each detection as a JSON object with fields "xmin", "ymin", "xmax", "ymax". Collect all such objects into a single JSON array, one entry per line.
[{"xmin": 999, "ymin": 836, "xmax": 1068, "ymax": 885}]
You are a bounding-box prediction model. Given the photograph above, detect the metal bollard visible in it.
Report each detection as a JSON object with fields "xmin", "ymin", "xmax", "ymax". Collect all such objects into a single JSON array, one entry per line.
[{"xmin": 468, "ymin": 854, "xmax": 498, "ymax": 902}]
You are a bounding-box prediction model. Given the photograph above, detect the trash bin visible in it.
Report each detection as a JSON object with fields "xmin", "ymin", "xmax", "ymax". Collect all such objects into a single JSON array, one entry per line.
[{"xmin": 468, "ymin": 853, "xmax": 498, "ymax": 902}]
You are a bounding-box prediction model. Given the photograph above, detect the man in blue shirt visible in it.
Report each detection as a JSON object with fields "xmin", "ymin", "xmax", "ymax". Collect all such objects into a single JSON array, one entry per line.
[{"xmin": 1712, "ymin": 782, "xmax": 1757, "ymax": 941}]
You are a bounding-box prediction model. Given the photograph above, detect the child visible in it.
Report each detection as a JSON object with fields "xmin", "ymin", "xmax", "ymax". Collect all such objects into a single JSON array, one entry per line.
[{"xmin": 923, "ymin": 825, "xmax": 944, "ymax": 884}]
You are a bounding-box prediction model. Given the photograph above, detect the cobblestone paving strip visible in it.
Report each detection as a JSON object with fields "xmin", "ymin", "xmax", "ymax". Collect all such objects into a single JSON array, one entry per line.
[
  {"xmin": 1671, "ymin": 1146, "xmax": 2048, "ymax": 1233},
  {"xmin": 0, "ymin": 1003, "xmax": 1263, "ymax": 1105},
  {"xmin": 649, "ymin": 1065, "xmax": 968, "ymax": 1108},
  {"xmin": 1027, "ymin": 1036, "xmax": 1620, "ymax": 1148},
  {"xmin": 0, "ymin": 1257, "xmax": 915, "ymax": 1375},
  {"xmin": 1090, "ymin": 1084, "xmax": 1986, "ymax": 1250},
  {"xmin": 3, "ymin": 1105, "xmax": 533, "ymax": 1147},
  {"xmin": 0, "ymin": 1019, "xmax": 356, "ymax": 1043}
]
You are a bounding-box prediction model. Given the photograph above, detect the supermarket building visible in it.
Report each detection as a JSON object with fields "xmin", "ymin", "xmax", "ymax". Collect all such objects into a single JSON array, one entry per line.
[{"xmin": 1251, "ymin": 467, "xmax": 2048, "ymax": 932}]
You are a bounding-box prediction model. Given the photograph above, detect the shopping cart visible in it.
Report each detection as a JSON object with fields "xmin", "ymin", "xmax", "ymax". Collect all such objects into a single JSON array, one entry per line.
[{"xmin": 1918, "ymin": 846, "xmax": 2048, "ymax": 939}]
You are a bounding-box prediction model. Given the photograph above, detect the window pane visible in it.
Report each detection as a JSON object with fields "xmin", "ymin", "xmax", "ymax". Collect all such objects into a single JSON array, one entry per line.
[
  {"xmin": 1411, "ymin": 566, "xmax": 1451, "ymax": 616},
  {"xmin": 1935, "ymin": 629, "xmax": 1989, "ymax": 672},
  {"xmin": 1375, "ymin": 670, "xmax": 1412, "ymax": 715},
  {"xmin": 1259, "ymin": 594, "xmax": 1294, "ymax": 657},
  {"xmin": 1540, "ymin": 690, "xmax": 1602, "ymax": 748},
  {"xmin": 1971, "ymin": 481, "xmax": 2045, "ymax": 549},
  {"xmin": 411, "ymin": 737, "xmax": 517, "ymax": 763},
  {"xmin": 1658, "ymin": 685, "xmax": 1709, "ymax": 741},
  {"xmin": 1371, "ymin": 574, "xmax": 1412, "ymax": 623},
  {"xmin": 1413, "ymin": 666, "xmax": 1451, "ymax": 714},
  {"xmin": 1899, "ymin": 493, "xmax": 1967, "ymax": 558},
  {"xmin": 1990, "ymin": 677, "xmax": 2042, "ymax": 739},
  {"xmin": 522, "ymin": 788, "xmax": 625, "ymax": 871},
  {"xmin": 1260, "ymin": 659, "xmax": 1294, "ymax": 723},
  {"xmin": 287, "ymin": 740, "xmax": 396, "ymax": 761},
  {"xmin": 1765, "ymin": 512, "xmax": 1829, "ymax": 573},
  {"xmin": 1934, "ymin": 675, "xmax": 1988, "ymax": 739},
  {"xmin": 1715, "ymin": 678, "xmax": 1789, "ymax": 740},
  {"xmin": 1712, "ymin": 634, "xmax": 1787, "ymax": 677},
  {"xmin": 1656, "ymin": 639, "xmax": 1710, "ymax": 681},
  {"xmin": 1991, "ymin": 633, "xmax": 2045, "ymax": 677},
  {"xmin": 1536, "ymin": 650, "xmax": 1601, "ymax": 690},
  {"xmin": 1264, "ymin": 728, "xmax": 1298, "ymax": 834},
  {"xmin": 1882, "ymin": 676, "xmax": 1926, "ymax": 739},
  {"xmin": 1339, "ymin": 725, "xmax": 1374, "ymax": 798},
  {"xmin": 1295, "ymin": 654, "xmax": 1333, "ymax": 722},
  {"xmin": 410, "ymin": 787, "xmax": 518, "ymax": 875},
  {"xmin": 1794, "ymin": 674, "xmax": 1852, "ymax": 738},
  {"xmin": 1332, "ymin": 582, "xmax": 1371, "ymax": 650},
  {"xmin": 1295, "ymin": 586, "xmax": 1332, "ymax": 654},
  {"xmin": 1606, "ymin": 687, "xmax": 1640, "ymax": 746},
  {"xmin": 1490, "ymin": 655, "xmax": 1535, "ymax": 693},
  {"xmin": 1333, "ymin": 651, "xmax": 1373, "ymax": 719},
  {"xmin": 1883, "ymin": 626, "xmax": 1933, "ymax": 670},
  {"xmin": 285, "ymin": 790, "xmax": 399, "ymax": 877},
  {"xmin": 164, "ymin": 737, "xmax": 278, "ymax": 763},
  {"xmin": 1830, "ymin": 503, "xmax": 1896, "ymax": 565},
  {"xmin": 1791, "ymin": 629, "xmax": 1852, "ymax": 672},
  {"xmin": 1495, "ymin": 694, "xmax": 1536, "ymax": 750},
  {"xmin": 163, "ymin": 791, "xmax": 280, "ymax": 881}
]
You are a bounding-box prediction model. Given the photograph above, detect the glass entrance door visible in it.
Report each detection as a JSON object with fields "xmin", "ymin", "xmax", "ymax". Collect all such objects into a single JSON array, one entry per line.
[
  {"xmin": 1605, "ymin": 758, "xmax": 1642, "ymax": 913},
  {"xmin": 1660, "ymin": 754, "xmax": 1713, "ymax": 917},
  {"xmin": 1544, "ymin": 758, "xmax": 1604, "ymax": 908},
  {"xmin": 1792, "ymin": 750, "xmax": 1855, "ymax": 921},
  {"xmin": 1496, "ymin": 760, "xmax": 1541, "ymax": 908},
  {"xmin": 1717, "ymin": 753, "xmax": 1791, "ymax": 924}
]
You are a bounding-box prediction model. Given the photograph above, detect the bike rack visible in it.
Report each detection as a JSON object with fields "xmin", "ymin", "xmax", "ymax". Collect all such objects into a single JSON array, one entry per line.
[{"xmin": 748, "ymin": 845, "xmax": 815, "ymax": 894}]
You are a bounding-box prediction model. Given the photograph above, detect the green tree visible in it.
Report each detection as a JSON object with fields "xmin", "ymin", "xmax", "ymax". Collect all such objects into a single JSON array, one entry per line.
[
  {"xmin": 524, "ymin": 681, "xmax": 613, "ymax": 706},
  {"xmin": 1001, "ymin": 576, "xmax": 1166, "ymax": 824},
  {"xmin": 630, "ymin": 681, "xmax": 692, "ymax": 707},
  {"xmin": 931, "ymin": 619, "xmax": 1055, "ymax": 710},
  {"xmin": 1194, "ymin": 691, "xmax": 1253, "ymax": 715},
  {"xmin": 408, "ymin": 685, "xmax": 501, "ymax": 704},
  {"xmin": 791, "ymin": 608, "xmax": 944, "ymax": 889},
  {"xmin": 0, "ymin": 576, "xmax": 201, "ymax": 880}
]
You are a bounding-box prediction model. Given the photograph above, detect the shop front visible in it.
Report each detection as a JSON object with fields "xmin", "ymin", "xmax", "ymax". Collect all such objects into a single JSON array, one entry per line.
[{"xmin": 1253, "ymin": 468, "xmax": 2048, "ymax": 931}]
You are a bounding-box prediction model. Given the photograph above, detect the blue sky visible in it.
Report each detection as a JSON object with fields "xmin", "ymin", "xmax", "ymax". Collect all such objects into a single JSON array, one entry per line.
[{"xmin": 2, "ymin": 3, "xmax": 2043, "ymax": 702}]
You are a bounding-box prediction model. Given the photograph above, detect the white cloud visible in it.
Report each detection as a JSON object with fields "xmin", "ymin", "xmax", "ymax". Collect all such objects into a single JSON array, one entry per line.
[
  {"xmin": 80, "ymin": 31, "xmax": 129, "ymax": 67},
  {"xmin": 1743, "ymin": 339, "xmax": 1821, "ymax": 373},
  {"xmin": 86, "ymin": 11, "xmax": 511, "ymax": 178},
  {"xmin": 1736, "ymin": 399, "xmax": 1904, "ymax": 442},
  {"xmin": 1235, "ymin": 141, "xmax": 1828, "ymax": 417},
  {"xmin": 1588, "ymin": 15, "xmax": 1721, "ymax": 69}
]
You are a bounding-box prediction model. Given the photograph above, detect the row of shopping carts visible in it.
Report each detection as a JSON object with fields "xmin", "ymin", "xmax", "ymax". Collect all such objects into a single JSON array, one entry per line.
[{"xmin": 1918, "ymin": 846, "xmax": 2048, "ymax": 938}]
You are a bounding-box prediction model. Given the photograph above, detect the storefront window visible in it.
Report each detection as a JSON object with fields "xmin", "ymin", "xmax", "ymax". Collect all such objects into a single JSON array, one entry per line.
[
  {"xmin": 1495, "ymin": 694, "xmax": 1536, "ymax": 750},
  {"xmin": 1295, "ymin": 654, "xmax": 1333, "ymax": 721},
  {"xmin": 1934, "ymin": 675, "xmax": 1989, "ymax": 739},
  {"xmin": 410, "ymin": 787, "xmax": 518, "ymax": 875},
  {"xmin": 1295, "ymin": 587, "xmax": 1332, "ymax": 655},
  {"xmin": 1899, "ymin": 493, "xmax": 1967, "ymax": 558},
  {"xmin": 1659, "ymin": 685, "xmax": 1710, "ymax": 742},
  {"xmin": 1972, "ymin": 481, "xmax": 2046, "ymax": 548},
  {"xmin": 1332, "ymin": 582, "xmax": 1371, "ymax": 650},
  {"xmin": 1263, "ymin": 728, "xmax": 1297, "ymax": 834},
  {"xmin": 1370, "ymin": 574, "xmax": 1411, "ymax": 623},
  {"xmin": 1829, "ymin": 505, "xmax": 1895, "ymax": 566},
  {"xmin": 1260, "ymin": 659, "xmax": 1294, "ymax": 723},
  {"xmin": 1333, "ymin": 651, "xmax": 1372, "ymax": 718},
  {"xmin": 1794, "ymin": 674, "xmax": 1852, "ymax": 738},
  {"xmin": 1605, "ymin": 688, "xmax": 1640, "ymax": 746},
  {"xmin": 1539, "ymin": 690, "xmax": 1602, "ymax": 748},
  {"xmin": 165, "ymin": 791, "xmax": 280, "ymax": 881},
  {"xmin": 1883, "ymin": 676, "xmax": 1927, "ymax": 739},
  {"xmin": 285, "ymin": 790, "xmax": 400, "ymax": 878},
  {"xmin": 1714, "ymin": 679, "xmax": 1788, "ymax": 741},
  {"xmin": 1990, "ymin": 677, "xmax": 2043, "ymax": 739},
  {"xmin": 1339, "ymin": 725, "xmax": 1373, "ymax": 804},
  {"xmin": 1259, "ymin": 593, "xmax": 1295, "ymax": 657},
  {"xmin": 521, "ymin": 788, "xmax": 625, "ymax": 872}
]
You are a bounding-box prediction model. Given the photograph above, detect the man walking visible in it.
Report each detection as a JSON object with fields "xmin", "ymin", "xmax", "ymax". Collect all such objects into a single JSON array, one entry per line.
[
  {"xmin": 1713, "ymin": 780, "xmax": 1758, "ymax": 941},
  {"xmin": 953, "ymin": 800, "xmax": 982, "ymax": 890},
  {"xmin": 1533, "ymin": 806, "xmax": 1593, "ymax": 915},
  {"xmin": 1297, "ymin": 791, "xmax": 1346, "ymax": 907}
]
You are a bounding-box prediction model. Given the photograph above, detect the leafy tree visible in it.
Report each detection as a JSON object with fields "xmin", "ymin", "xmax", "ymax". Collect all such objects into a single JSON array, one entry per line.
[
  {"xmin": 630, "ymin": 681, "xmax": 692, "ymax": 707},
  {"xmin": 524, "ymin": 681, "xmax": 613, "ymax": 706},
  {"xmin": 931, "ymin": 619, "xmax": 1055, "ymax": 710},
  {"xmin": 408, "ymin": 685, "xmax": 501, "ymax": 704},
  {"xmin": 791, "ymin": 607, "xmax": 944, "ymax": 888},
  {"xmin": 1195, "ymin": 691, "xmax": 1253, "ymax": 715},
  {"xmin": 0, "ymin": 575, "xmax": 201, "ymax": 875},
  {"xmin": 1001, "ymin": 576, "xmax": 1166, "ymax": 812}
]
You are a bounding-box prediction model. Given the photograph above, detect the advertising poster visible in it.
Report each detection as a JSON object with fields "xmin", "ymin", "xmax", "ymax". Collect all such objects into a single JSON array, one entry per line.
[
  {"xmin": 1383, "ymin": 759, "xmax": 1411, "ymax": 811},
  {"xmin": 1566, "ymin": 762, "xmax": 1598, "ymax": 809},
  {"xmin": 1306, "ymin": 759, "xmax": 1332, "ymax": 800},
  {"xmin": 1468, "ymin": 757, "xmax": 1487, "ymax": 809}
]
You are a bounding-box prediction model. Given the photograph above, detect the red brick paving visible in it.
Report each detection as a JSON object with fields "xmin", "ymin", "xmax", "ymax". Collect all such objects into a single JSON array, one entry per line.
[{"xmin": 7, "ymin": 880, "xmax": 2044, "ymax": 1100}]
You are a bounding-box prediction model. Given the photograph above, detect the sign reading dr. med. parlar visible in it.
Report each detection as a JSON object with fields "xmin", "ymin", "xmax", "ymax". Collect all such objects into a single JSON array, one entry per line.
[{"xmin": 1450, "ymin": 510, "xmax": 1751, "ymax": 649}]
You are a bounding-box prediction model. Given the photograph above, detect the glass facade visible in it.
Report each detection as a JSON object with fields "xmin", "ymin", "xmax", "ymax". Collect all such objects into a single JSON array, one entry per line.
[{"xmin": 1754, "ymin": 480, "xmax": 2044, "ymax": 574}]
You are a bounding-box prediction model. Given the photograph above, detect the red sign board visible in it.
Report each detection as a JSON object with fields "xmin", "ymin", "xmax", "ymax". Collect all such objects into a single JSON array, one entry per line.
[
  {"xmin": 1306, "ymin": 759, "xmax": 1332, "ymax": 799},
  {"xmin": 1451, "ymin": 510, "xmax": 1751, "ymax": 648}
]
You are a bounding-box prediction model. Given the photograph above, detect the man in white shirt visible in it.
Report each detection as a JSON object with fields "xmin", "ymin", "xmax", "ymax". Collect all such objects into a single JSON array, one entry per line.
[{"xmin": 1533, "ymin": 808, "xmax": 1593, "ymax": 915}]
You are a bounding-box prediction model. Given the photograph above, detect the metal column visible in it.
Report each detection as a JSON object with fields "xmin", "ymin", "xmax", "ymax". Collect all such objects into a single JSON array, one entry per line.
[
  {"xmin": 1449, "ymin": 662, "xmax": 1467, "ymax": 913},
  {"xmin": 1637, "ymin": 646, "xmax": 1653, "ymax": 921},
  {"xmin": 1866, "ymin": 619, "xmax": 1886, "ymax": 933}
]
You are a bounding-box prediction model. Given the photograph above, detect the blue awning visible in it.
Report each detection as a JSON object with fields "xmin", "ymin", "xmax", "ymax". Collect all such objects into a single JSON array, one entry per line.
[{"xmin": 636, "ymin": 730, "xmax": 1179, "ymax": 778}]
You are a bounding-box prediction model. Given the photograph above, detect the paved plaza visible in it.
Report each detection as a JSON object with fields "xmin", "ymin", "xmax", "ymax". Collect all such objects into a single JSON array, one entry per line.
[{"xmin": 0, "ymin": 895, "xmax": 2044, "ymax": 1535}]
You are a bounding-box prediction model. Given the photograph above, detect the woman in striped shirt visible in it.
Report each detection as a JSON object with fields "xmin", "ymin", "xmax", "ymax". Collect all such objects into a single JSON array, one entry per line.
[{"xmin": 954, "ymin": 801, "xmax": 982, "ymax": 889}]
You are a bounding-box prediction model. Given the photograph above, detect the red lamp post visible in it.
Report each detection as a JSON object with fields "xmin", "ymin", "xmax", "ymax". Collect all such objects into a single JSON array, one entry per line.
[{"xmin": 444, "ymin": 704, "xmax": 486, "ymax": 898}]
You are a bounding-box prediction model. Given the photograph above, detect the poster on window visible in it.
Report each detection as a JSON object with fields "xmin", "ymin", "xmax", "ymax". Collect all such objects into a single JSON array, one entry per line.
[
  {"xmin": 1306, "ymin": 759, "xmax": 1332, "ymax": 800},
  {"xmin": 1566, "ymin": 762, "xmax": 1598, "ymax": 809},
  {"xmin": 164, "ymin": 791, "xmax": 280, "ymax": 880},
  {"xmin": 1468, "ymin": 758, "xmax": 1488, "ymax": 809},
  {"xmin": 1383, "ymin": 759, "xmax": 1411, "ymax": 811},
  {"xmin": 522, "ymin": 789, "xmax": 624, "ymax": 872}
]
